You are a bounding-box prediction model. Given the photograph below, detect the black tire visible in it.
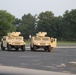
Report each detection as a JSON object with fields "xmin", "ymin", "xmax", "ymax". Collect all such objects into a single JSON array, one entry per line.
[
  {"xmin": 1, "ymin": 43, "xmax": 5, "ymax": 50},
  {"xmin": 31, "ymin": 47, "xmax": 33, "ymax": 51},
  {"xmin": 7, "ymin": 44, "xmax": 11, "ymax": 51},
  {"xmin": 44, "ymin": 49, "xmax": 47, "ymax": 52},
  {"xmin": 33, "ymin": 45, "xmax": 36, "ymax": 51},
  {"xmin": 48, "ymin": 46, "xmax": 51, "ymax": 52},
  {"xmin": 30, "ymin": 45, "xmax": 33, "ymax": 51},
  {"xmin": 44, "ymin": 47, "xmax": 47, "ymax": 51},
  {"xmin": 16, "ymin": 48, "xmax": 19, "ymax": 51},
  {"xmin": 22, "ymin": 45, "xmax": 25, "ymax": 51}
]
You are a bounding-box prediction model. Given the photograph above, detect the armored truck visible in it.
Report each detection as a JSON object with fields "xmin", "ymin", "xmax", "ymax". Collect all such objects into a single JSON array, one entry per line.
[
  {"xmin": 1, "ymin": 32, "xmax": 26, "ymax": 51},
  {"xmin": 30, "ymin": 32, "xmax": 57, "ymax": 52}
]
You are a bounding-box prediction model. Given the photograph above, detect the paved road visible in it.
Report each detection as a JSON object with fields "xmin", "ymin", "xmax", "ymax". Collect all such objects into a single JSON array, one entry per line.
[
  {"xmin": 0, "ymin": 66, "xmax": 75, "ymax": 75},
  {"xmin": 0, "ymin": 46, "xmax": 76, "ymax": 74}
]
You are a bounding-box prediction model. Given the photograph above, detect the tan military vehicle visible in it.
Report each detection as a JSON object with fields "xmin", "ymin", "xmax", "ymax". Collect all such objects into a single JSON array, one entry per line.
[
  {"xmin": 1, "ymin": 32, "xmax": 26, "ymax": 51},
  {"xmin": 30, "ymin": 32, "xmax": 57, "ymax": 52}
]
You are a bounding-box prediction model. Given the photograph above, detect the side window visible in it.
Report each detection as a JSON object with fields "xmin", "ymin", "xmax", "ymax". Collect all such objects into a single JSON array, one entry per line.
[{"xmin": 3, "ymin": 37, "xmax": 6, "ymax": 41}]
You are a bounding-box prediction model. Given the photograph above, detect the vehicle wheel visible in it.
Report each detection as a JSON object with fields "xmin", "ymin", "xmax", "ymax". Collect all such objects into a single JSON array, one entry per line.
[
  {"xmin": 31, "ymin": 47, "xmax": 33, "ymax": 51},
  {"xmin": 22, "ymin": 45, "xmax": 25, "ymax": 51},
  {"xmin": 30, "ymin": 45, "xmax": 33, "ymax": 51},
  {"xmin": 44, "ymin": 47, "xmax": 47, "ymax": 51},
  {"xmin": 16, "ymin": 48, "xmax": 19, "ymax": 51},
  {"xmin": 7, "ymin": 44, "xmax": 11, "ymax": 51},
  {"xmin": 33, "ymin": 45, "xmax": 36, "ymax": 51},
  {"xmin": 1, "ymin": 43, "xmax": 5, "ymax": 50},
  {"xmin": 51, "ymin": 47, "xmax": 54, "ymax": 52},
  {"xmin": 44, "ymin": 49, "xmax": 47, "ymax": 51},
  {"xmin": 48, "ymin": 46, "xmax": 51, "ymax": 52}
]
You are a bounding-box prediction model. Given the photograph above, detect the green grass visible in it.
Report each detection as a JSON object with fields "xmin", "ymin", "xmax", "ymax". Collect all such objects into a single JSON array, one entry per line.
[
  {"xmin": 57, "ymin": 41, "xmax": 76, "ymax": 45},
  {"xmin": 26, "ymin": 41, "xmax": 30, "ymax": 44},
  {"xmin": 26, "ymin": 40, "xmax": 76, "ymax": 45}
]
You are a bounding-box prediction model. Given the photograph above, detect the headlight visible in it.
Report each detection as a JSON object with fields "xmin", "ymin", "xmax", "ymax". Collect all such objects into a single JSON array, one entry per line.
[
  {"xmin": 8, "ymin": 42, "xmax": 12, "ymax": 44},
  {"xmin": 45, "ymin": 43, "xmax": 48, "ymax": 45},
  {"xmin": 38, "ymin": 43, "xmax": 40, "ymax": 45}
]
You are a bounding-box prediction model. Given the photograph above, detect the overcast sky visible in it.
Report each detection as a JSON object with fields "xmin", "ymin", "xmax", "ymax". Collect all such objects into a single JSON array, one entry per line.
[{"xmin": 0, "ymin": 0, "xmax": 76, "ymax": 19}]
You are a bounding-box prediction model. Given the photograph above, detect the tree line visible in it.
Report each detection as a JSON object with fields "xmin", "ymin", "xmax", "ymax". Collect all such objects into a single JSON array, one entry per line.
[{"xmin": 0, "ymin": 9, "xmax": 76, "ymax": 41}]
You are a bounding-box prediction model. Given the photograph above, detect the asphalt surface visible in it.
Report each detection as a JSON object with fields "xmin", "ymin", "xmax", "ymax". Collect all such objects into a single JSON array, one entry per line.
[
  {"xmin": 0, "ymin": 66, "xmax": 76, "ymax": 75},
  {"xmin": 0, "ymin": 46, "xmax": 76, "ymax": 74}
]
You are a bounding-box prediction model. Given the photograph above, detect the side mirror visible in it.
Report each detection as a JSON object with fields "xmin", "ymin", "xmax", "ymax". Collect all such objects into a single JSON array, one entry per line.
[
  {"xmin": 29, "ymin": 35, "xmax": 31, "ymax": 39},
  {"xmin": 51, "ymin": 39, "xmax": 53, "ymax": 43},
  {"xmin": 51, "ymin": 38, "xmax": 56, "ymax": 43}
]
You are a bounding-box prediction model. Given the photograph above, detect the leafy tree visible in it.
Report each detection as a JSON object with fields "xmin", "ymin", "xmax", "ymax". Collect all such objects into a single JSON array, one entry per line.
[
  {"xmin": 37, "ymin": 11, "xmax": 55, "ymax": 37},
  {"xmin": 17, "ymin": 13, "xmax": 36, "ymax": 39},
  {"xmin": 13, "ymin": 18, "xmax": 22, "ymax": 31},
  {"xmin": 50, "ymin": 16, "xmax": 63, "ymax": 40},
  {"xmin": 14, "ymin": 18, "xmax": 22, "ymax": 26},
  {"xmin": 0, "ymin": 10, "xmax": 16, "ymax": 39},
  {"xmin": 62, "ymin": 9, "xmax": 76, "ymax": 41},
  {"xmin": 37, "ymin": 11, "xmax": 63, "ymax": 40}
]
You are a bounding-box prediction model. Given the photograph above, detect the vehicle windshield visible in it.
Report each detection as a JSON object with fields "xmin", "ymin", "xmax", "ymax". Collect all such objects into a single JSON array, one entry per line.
[
  {"xmin": 8, "ymin": 37, "xmax": 14, "ymax": 40},
  {"xmin": 16, "ymin": 37, "xmax": 23, "ymax": 41},
  {"xmin": 34, "ymin": 37, "xmax": 41, "ymax": 41},
  {"xmin": 8, "ymin": 37, "xmax": 23, "ymax": 41},
  {"xmin": 42, "ymin": 38, "xmax": 50, "ymax": 41}
]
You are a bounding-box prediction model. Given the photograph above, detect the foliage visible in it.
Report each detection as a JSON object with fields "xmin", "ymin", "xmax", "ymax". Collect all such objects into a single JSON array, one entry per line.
[
  {"xmin": 17, "ymin": 13, "xmax": 36, "ymax": 39},
  {"xmin": 50, "ymin": 16, "xmax": 63, "ymax": 40},
  {"xmin": 37, "ymin": 11, "xmax": 63, "ymax": 40},
  {"xmin": 17, "ymin": 9, "xmax": 76, "ymax": 41},
  {"xmin": 37, "ymin": 11, "xmax": 54, "ymax": 36},
  {"xmin": 14, "ymin": 18, "xmax": 22, "ymax": 26},
  {"xmin": 0, "ymin": 10, "xmax": 16, "ymax": 39},
  {"xmin": 0, "ymin": 9, "xmax": 76, "ymax": 41},
  {"xmin": 62, "ymin": 9, "xmax": 76, "ymax": 41}
]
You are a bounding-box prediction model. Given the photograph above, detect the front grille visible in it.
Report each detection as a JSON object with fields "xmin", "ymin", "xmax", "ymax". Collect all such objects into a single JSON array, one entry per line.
[{"xmin": 40, "ymin": 43, "xmax": 45, "ymax": 45}]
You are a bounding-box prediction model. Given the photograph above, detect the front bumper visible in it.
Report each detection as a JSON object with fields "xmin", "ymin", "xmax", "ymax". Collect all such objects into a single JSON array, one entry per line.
[
  {"xmin": 34, "ymin": 43, "xmax": 50, "ymax": 46},
  {"xmin": 9, "ymin": 42, "xmax": 26, "ymax": 46}
]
